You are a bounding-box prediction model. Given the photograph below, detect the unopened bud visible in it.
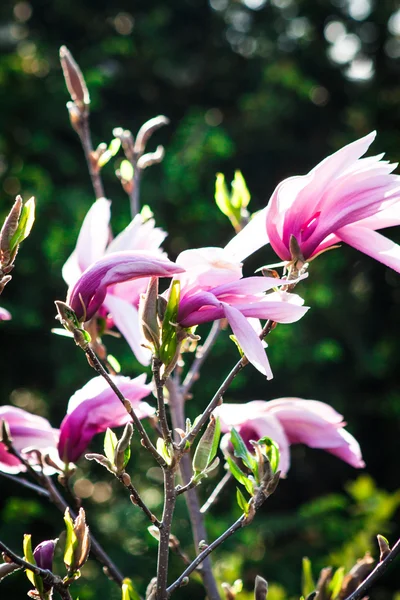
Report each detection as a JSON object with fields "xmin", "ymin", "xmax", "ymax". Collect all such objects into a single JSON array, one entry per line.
[
  {"xmin": 63, "ymin": 508, "xmax": 90, "ymax": 573},
  {"xmin": 114, "ymin": 423, "xmax": 133, "ymax": 473},
  {"xmin": 254, "ymin": 576, "xmax": 268, "ymax": 600},
  {"xmin": 59, "ymin": 46, "xmax": 90, "ymax": 109},
  {"xmin": 377, "ymin": 534, "xmax": 391, "ymax": 561},
  {"xmin": 139, "ymin": 277, "xmax": 160, "ymax": 350}
]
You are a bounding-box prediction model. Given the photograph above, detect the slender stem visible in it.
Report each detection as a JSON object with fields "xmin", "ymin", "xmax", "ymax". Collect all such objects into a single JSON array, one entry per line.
[
  {"xmin": 156, "ymin": 468, "xmax": 176, "ymax": 600},
  {"xmin": 0, "ymin": 540, "xmax": 73, "ymax": 600},
  {"xmin": 167, "ymin": 516, "xmax": 245, "ymax": 596},
  {"xmin": 85, "ymin": 345, "xmax": 165, "ymax": 467},
  {"xmin": 179, "ymin": 319, "xmax": 275, "ymax": 451},
  {"xmin": 152, "ymin": 356, "xmax": 173, "ymax": 445},
  {"xmin": 130, "ymin": 163, "xmax": 142, "ymax": 218},
  {"xmin": 117, "ymin": 472, "xmax": 162, "ymax": 528},
  {"xmin": 200, "ymin": 472, "xmax": 232, "ymax": 514},
  {"xmin": 182, "ymin": 320, "xmax": 222, "ymax": 396},
  {"xmin": 344, "ymin": 537, "xmax": 400, "ymax": 600},
  {"xmin": 78, "ymin": 115, "xmax": 105, "ymax": 200},
  {"xmin": 167, "ymin": 376, "xmax": 221, "ymax": 600},
  {"xmin": 0, "ymin": 472, "xmax": 50, "ymax": 498}
]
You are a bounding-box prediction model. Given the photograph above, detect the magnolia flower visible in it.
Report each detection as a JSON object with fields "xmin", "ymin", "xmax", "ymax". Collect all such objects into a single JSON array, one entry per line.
[
  {"xmin": 0, "ymin": 307, "xmax": 11, "ymax": 320},
  {"xmin": 58, "ymin": 374, "xmax": 154, "ymax": 463},
  {"xmin": 0, "ymin": 406, "xmax": 59, "ymax": 474},
  {"xmin": 215, "ymin": 399, "xmax": 365, "ymax": 476},
  {"xmin": 63, "ymin": 198, "xmax": 176, "ymax": 364},
  {"xmin": 173, "ymin": 247, "xmax": 309, "ymax": 378},
  {"xmin": 226, "ymin": 132, "xmax": 400, "ymax": 271}
]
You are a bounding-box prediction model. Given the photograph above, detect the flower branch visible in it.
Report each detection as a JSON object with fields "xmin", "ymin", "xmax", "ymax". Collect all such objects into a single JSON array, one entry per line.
[{"xmin": 0, "ymin": 540, "xmax": 72, "ymax": 600}]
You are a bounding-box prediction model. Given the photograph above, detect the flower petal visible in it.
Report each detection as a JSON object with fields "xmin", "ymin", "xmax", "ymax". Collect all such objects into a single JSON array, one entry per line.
[
  {"xmin": 224, "ymin": 207, "xmax": 269, "ymax": 262},
  {"xmin": 59, "ymin": 375, "xmax": 154, "ymax": 463},
  {"xmin": 336, "ymin": 224, "xmax": 400, "ymax": 272},
  {"xmin": 222, "ymin": 302, "xmax": 273, "ymax": 378},
  {"xmin": 67, "ymin": 251, "xmax": 185, "ymax": 320},
  {"xmin": 104, "ymin": 294, "xmax": 152, "ymax": 366}
]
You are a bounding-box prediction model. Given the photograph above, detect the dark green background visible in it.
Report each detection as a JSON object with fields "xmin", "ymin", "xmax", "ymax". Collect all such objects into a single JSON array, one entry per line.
[{"xmin": 0, "ymin": 0, "xmax": 400, "ymax": 598}]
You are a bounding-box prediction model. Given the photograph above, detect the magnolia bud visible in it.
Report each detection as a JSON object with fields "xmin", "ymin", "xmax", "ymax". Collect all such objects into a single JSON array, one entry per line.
[
  {"xmin": 63, "ymin": 508, "xmax": 90, "ymax": 574},
  {"xmin": 254, "ymin": 576, "xmax": 268, "ymax": 600},
  {"xmin": 134, "ymin": 116, "xmax": 169, "ymax": 155},
  {"xmin": 59, "ymin": 46, "xmax": 90, "ymax": 109}
]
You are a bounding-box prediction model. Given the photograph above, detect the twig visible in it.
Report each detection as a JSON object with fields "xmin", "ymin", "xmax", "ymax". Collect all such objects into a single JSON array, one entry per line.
[
  {"xmin": 152, "ymin": 356, "xmax": 173, "ymax": 446},
  {"xmin": 166, "ymin": 516, "xmax": 245, "ymax": 596},
  {"xmin": 200, "ymin": 472, "xmax": 232, "ymax": 514},
  {"xmin": 78, "ymin": 115, "xmax": 105, "ymax": 200},
  {"xmin": 167, "ymin": 376, "xmax": 221, "ymax": 600},
  {"xmin": 156, "ymin": 467, "xmax": 177, "ymax": 600},
  {"xmin": 182, "ymin": 320, "xmax": 222, "ymax": 396},
  {"xmin": 117, "ymin": 472, "xmax": 162, "ymax": 528},
  {"xmin": 0, "ymin": 540, "xmax": 73, "ymax": 600},
  {"xmin": 179, "ymin": 319, "xmax": 275, "ymax": 451},
  {"xmin": 344, "ymin": 537, "xmax": 400, "ymax": 600},
  {"xmin": 0, "ymin": 471, "xmax": 50, "ymax": 498},
  {"xmin": 85, "ymin": 345, "xmax": 166, "ymax": 467}
]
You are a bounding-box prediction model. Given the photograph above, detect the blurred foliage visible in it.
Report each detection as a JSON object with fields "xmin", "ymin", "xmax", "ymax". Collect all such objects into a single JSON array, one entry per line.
[{"xmin": 1, "ymin": 0, "xmax": 400, "ymax": 598}]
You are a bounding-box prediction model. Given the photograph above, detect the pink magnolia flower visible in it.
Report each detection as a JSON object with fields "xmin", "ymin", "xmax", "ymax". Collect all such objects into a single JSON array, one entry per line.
[
  {"xmin": 0, "ymin": 406, "xmax": 59, "ymax": 474},
  {"xmin": 173, "ymin": 247, "xmax": 309, "ymax": 379},
  {"xmin": 63, "ymin": 198, "xmax": 177, "ymax": 365},
  {"xmin": 226, "ymin": 132, "xmax": 400, "ymax": 271},
  {"xmin": 58, "ymin": 374, "xmax": 154, "ymax": 463},
  {"xmin": 215, "ymin": 399, "xmax": 365, "ymax": 476},
  {"xmin": 0, "ymin": 307, "xmax": 11, "ymax": 320}
]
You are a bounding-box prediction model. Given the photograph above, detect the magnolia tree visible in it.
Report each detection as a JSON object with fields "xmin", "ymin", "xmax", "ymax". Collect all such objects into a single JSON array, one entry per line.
[{"xmin": 0, "ymin": 47, "xmax": 399, "ymax": 600}]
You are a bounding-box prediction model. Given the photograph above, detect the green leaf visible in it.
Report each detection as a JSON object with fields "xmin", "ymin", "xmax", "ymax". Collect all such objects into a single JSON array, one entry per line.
[
  {"xmin": 23, "ymin": 534, "xmax": 39, "ymax": 589},
  {"xmin": 123, "ymin": 445, "xmax": 131, "ymax": 469},
  {"xmin": 257, "ymin": 437, "xmax": 280, "ymax": 473},
  {"xmin": 98, "ymin": 138, "xmax": 122, "ymax": 168},
  {"xmin": 215, "ymin": 173, "xmax": 232, "ymax": 217},
  {"xmin": 226, "ymin": 455, "xmax": 254, "ymax": 495},
  {"xmin": 192, "ymin": 416, "xmax": 221, "ymax": 474},
  {"xmin": 236, "ymin": 487, "xmax": 249, "ymax": 516},
  {"xmin": 104, "ymin": 428, "xmax": 118, "ymax": 464},
  {"xmin": 9, "ymin": 198, "xmax": 35, "ymax": 255},
  {"xmin": 160, "ymin": 279, "xmax": 180, "ymax": 365},
  {"xmin": 107, "ymin": 354, "xmax": 121, "ymax": 373},
  {"xmin": 302, "ymin": 557, "xmax": 315, "ymax": 598},
  {"xmin": 122, "ymin": 578, "xmax": 141, "ymax": 600},
  {"xmin": 231, "ymin": 170, "xmax": 250, "ymax": 209},
  {"xmin": 328, "ymin": 567, "xmax": 344, "ymax": 600},
  {"xmin": 63, "ymin": 509, "xmax": 78, "ymax": 570},
  {"xmin": 230, "ymin": 428, "xmax": 256, "ymax": 471},
  {"xmin": 120, "ymin": 159, "xmax": 134, "ymax": 181},
  {"xmin": 156, "ymin": 438, "xmax": 173, "ymax": 465}
]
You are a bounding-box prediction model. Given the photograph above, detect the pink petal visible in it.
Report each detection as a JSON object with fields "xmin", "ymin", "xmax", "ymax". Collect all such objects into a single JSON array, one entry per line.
[
  {"xmin": 67, "ymin": 251, "xmax": 185, "ymax": 320},
  {"xmin": 222, "ymin": 302, "xmax": 273, "ymax": 378},
  {"xmin": 176, "ymin": 247, "xmax": 243, "ymax": 292},
  {"xmin": 0, "ymin": 307, "xmax": 11, "ymax": 321},
  {"xmin": 59, "ymin": 374, "xmax": 154, "ymax": 463},
  {"xmin": 104, "ymin": 294, "xmax": 152, "ymax": 366},
  {"xmin": 224, "ymin": 207, "xmax": 270, "ymax": 262},
  {"xmin": 336, "ymin": 224, "xmax": 400, "ymax": 272},
  {"xmin": 0, "ymin": 406, "xmax": 59, "ymax": 474},
  {"xmin": 107, "ymin": 214, "xmax": 167, "ymax": 254}
]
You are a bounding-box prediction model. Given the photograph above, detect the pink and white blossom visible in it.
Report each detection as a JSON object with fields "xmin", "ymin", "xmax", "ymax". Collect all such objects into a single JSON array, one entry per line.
[
  {"xmin": 0, "ymin": 307, "xmax": 11, "ymax": 320},
  {"xmin": 63, "ymin": 198, "xmax": 176, "ymax": 364},
  {"xmin": 226, "ymin": 132, "xmax": 400, "ymax": 271},
  {"xmin": 173, "ymin": 247, "xmax": 309, "ymax": 379},
  {"xmin": 58, "ymin": 374, "xmax": 154, "ymax": 463},
  {"xmin": 215, "ymin": 398, "xmax": 365, "ymax": 476},
  {"xmin": 0, "ymin": 406, "xmax": 59, "ymax": 474}
]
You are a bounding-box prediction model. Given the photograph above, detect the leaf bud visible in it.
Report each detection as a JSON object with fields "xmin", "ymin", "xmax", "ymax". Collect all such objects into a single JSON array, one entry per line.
[
  {"xmin": 139, "ymin": 277, "xmax": 160, "ymax": 351},
  {"xmin": 59, "ymin": 46, "xmax": 90, "ymax": 110},
  {"xmin": 134, "ymin": 116, "xmax": 169, "ymax": 155},
  {"xmin": 254, "ymin": 575, "xmax": 268, "ymax": 600},
  {"xmin": 63, "ymin": 508, "xmax": 90, "ymax": 574}
]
